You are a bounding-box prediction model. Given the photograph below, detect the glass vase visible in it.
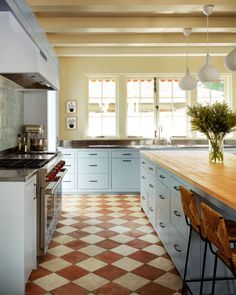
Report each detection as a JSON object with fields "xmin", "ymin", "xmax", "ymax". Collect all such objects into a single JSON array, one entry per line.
[{"xmin": 209, "ymin": 137, "xmax": 224, "ymax": 163}]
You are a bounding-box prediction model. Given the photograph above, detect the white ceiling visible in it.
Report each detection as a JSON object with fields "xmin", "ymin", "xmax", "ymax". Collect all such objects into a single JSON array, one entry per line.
[{"xmin": 26, "ymin": 0, "xmax": 236, "ymax": 57}]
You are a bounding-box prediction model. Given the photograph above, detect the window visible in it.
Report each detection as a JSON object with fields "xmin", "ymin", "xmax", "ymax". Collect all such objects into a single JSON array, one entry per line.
[
  {"xmin": 126, "ymin": 79, "xmax": 154, "ymax": 137},
  {"xmin": 88, "ymin": 79, "xmax": 116, "ymax": 137},
  {"xmin": 196, "ymin": 81, "xmax": 225, "ymax": 137},
  {"xmin": 159, "ymin": 79, "xmax": 187, "ymax": 139},
  {"xmin": 197, "ymin": 81, "xmax": 224, "ymax": 105}
]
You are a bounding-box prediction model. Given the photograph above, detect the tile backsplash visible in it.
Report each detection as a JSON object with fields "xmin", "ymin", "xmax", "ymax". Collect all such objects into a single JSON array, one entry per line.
[{"xmin": 0, "ymin": 76, "xmax": 24, "ymax": 151}]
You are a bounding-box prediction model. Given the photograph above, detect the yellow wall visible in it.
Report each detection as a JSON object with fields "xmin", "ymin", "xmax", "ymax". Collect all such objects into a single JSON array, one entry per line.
[{"xmin": 59, "ymin": 56, "xmax": 236, "ymax": 140}]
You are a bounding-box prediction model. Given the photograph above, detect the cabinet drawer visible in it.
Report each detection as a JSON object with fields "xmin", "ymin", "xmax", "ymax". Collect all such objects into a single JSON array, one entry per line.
[
  {"xmin": 168, "ymin": 224, "xmax": 187, "ymax": 277},
  {"xmin": 169, "ymin": 176, "xmax": 185, "ymax": 198},
  {"xmin": 157, "ymin": 168, "xmax": 170, "ymax": 186},
  {"xmin": 146, "ymin": 161, "xmax": 155, "ymax": 177},
  {"xmin": 78, "ymin": 150, "xmax": 108, "ymax": 158},
  {"xmin": 78, "ymin": 158, "xmax": 108, "ymax": 173},
  {"xmin": 111, "ymin": 158, "xmax": 140, "ymax": 190},
  {"xmin": 78, "ymin": 174, "xmax": 109, "ymax": 189},
  {"xmin": 156, "ymin": 213, "xmax": 170, "ymax": 248},
  {"xmin": 112, "ymin": 150, "xmax": 139, "ymax": 158},
  {"xmin": 62, "ymin": 173, "xmax": 75, "ymax": 190},
  {"xmin": 64, "ymin": 158, "xmax": 75, "ymax": 173},
  {"xmin": 170, "ymin": 192, "xmax": 188, "ymax": 240},
  {"xmin": 62, "ymin": 149, "xmax": 75, "ymax": 159},
  {"xmin": 156, "ymin": 180, "xmax": 170, "ymax": 214}
]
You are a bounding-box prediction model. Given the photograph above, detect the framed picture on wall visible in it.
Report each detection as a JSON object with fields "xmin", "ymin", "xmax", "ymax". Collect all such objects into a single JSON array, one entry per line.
[
  {"xmin": 66, "ymin": 117, "xmax": 77, "ymax": 130},
  {"xmin": 66, "ymin": 100, "xmax": 77, "ymax": 113}
]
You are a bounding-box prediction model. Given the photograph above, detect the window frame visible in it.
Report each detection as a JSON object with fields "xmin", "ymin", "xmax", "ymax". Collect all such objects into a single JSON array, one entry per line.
[{"xmin": 86, "ymin": 76, "xmax": 119, "ymax": 138}]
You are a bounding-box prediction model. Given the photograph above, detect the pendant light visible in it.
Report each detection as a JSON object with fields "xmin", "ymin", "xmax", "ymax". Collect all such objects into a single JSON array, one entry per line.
[
  {"xmin": 179, "ymin": 28, "xmax": 197, "ymax": 91},
  {"xmin": 198, "ymin": 5, "xmax": 220, "ymax": 82},
  {"xmin": 225, "ymin": 48, "xmax": 236, "ymax": 71}
]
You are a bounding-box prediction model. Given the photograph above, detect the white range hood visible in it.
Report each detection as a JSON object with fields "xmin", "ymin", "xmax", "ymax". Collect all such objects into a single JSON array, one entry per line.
[{"xmin": 0, "ymin": 11, "xmax": 59, "ymax": 90}]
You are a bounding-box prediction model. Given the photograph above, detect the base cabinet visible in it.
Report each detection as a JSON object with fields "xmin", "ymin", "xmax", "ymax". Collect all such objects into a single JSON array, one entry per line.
[
  {"xmin": 61, "ymin": 148, "xmax": 140, "ymax": 193},
  {"xmin": 0, "ymin": 175, "xmax": 37, "ymax": 295}
]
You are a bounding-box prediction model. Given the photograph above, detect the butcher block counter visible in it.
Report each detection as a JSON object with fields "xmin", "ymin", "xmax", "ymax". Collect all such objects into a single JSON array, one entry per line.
[
  {"xmin": 140, "ymin": 150, "xmax": 236, "ymax": 294},
  {"xmin": 141, "ymin": 150, "xmax": 236, "ymax": 211}
]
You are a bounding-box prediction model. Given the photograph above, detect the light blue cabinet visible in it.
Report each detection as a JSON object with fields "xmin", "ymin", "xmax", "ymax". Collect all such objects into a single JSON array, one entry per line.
[
  {"xmin": 62, "ymin": 148, "xmax": 140, "ymax": 193},
  {"xmin": 111, "ymin": 150, "xmax": 140, "ymax": 191}
]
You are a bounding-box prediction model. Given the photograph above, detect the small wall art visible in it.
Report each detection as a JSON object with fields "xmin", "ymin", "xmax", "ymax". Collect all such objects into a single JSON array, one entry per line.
[
  {"xmin": 66, "ymin": 116, "xmax": 77, "ymax": 130},
  {"xmin": 66, "ymin": 100, "xmax": 77, "ymax": 113}
]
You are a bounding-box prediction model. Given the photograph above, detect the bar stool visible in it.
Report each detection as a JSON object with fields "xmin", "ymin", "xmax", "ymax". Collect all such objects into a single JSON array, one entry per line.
[
  {"xmin": 200, "ymin": 202, "xmax": 236, "ymax": 295},
  {"xmin": 179, "ymin": 186, "xmax": 236, "ymax": 295},
  {"xmin": 179, "ymin": 186, "xmax": 207, "ymax": 295}
]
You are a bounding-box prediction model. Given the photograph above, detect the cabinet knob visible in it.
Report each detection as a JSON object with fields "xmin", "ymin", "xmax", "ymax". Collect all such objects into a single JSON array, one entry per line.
[
  {"xmin": 174, "ymin": 186, "xmax": 180, "ymax": 191},
  {"xmin": 141, "ymin": 195, "xmax": 145, "ymax": 200},
  {"xmin": 149, "ymin": 184, "xmax": 154, "ymax": 188},
  {"xmin": 174, "ymin": 244, "xmax": 181, "ymax": 253},
  {"xmin": 149, "ymin": 207, "xmax": 154, "ymax": 212},
  {"xmin": 159, "ymin": 175, "xmax": 165, "ymax": 179},
  {"xmin": 149, "ymin": 167, "xmax": 154, "ymax": 171},
  {"xmin": 142, "ymin": 176, "xmax": 146, "ymax": 179},
  {"xmin": 173, "ymin": 210, "xmax": 181, "ymax": 217},
  {"xmin": 142, "ymin": 161, "xmax": 146, "ymax": 164},
  {"xmin": 159, "ymin": 194, "xmax": 165, "ymax": 200},
  {"xmin": 159, "ymin": 222, "xmax": 165, "ymax": 228}
]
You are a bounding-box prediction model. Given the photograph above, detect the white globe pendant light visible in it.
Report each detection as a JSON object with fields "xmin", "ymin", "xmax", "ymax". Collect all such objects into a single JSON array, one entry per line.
[
  {"xmin": 225, "ymin": 48, "xmax": 236, "ymax": 71},
  {"xmin": 179, "ymin": 28, "xmax": 197, "ymax": 91},
  {"xmin": 197, "ymin": 5, "xmax": 220, "ymax": 82}
]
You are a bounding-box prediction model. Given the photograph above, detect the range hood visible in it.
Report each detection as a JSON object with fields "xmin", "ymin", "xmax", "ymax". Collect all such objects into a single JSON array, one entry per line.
[{"xmin": 0, "ymin": 12, "xmax": 59, "ymax": 90}]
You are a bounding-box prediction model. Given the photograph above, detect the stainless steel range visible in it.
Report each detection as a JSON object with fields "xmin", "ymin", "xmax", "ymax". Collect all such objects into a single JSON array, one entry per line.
[{"xmin": 37, "ymin": 154, "xmax": 67, "ymax": 256}]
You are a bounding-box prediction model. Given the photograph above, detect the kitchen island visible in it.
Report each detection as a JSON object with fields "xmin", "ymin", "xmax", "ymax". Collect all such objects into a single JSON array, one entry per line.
[{"xmin": 140, "ymin": 150, "xmax": 236, "ymax": 294}]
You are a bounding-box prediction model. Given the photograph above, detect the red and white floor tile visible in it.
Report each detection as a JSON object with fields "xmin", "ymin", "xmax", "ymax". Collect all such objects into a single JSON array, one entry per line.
[{"xmin": 26, "ymin": 195, "xmax": 182, "ymax": 294}]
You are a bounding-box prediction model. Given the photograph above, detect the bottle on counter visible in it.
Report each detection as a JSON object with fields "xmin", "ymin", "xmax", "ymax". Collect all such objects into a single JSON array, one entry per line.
[
  {"xmin": 17, "ymin": 134, "xmax": 21, "ymax": 153},
  {"xmin": 21, "ymin": 136, "xmax": 27, "ymax": 153}
]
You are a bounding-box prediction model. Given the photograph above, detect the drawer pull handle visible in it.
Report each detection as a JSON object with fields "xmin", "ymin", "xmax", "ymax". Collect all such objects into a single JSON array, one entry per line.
[
  {"xmin": 142, "ymin": 161, "xmax": 146, "ymax": 164},
  {"xmin": 174, "ymin": 244, "xmax": 181, "ymax": 253},
  {"xmin": 149, "ymin": 207, "xmax": 154, "ymax": 212},
  {"xmin": 174, "ymin": 210, "xmax": 181, "ymax": 217},
  {"xmin": 123, "ymin": 159, "xmax": 132, "ymax": 162},
  {"xmin": 159, "ymin": 175, "xmax": 165, "ymax": 179},
  {"xmin": 141, "ymin": 195, "xmax": 145, "ymax": 200},
  {"xmin": 89, "ymin": 164, "xmax": 98, "ymax": 167},
  {"xmin": 174, "ymin": 186, "xmax": 180, "ymax": 191},
  {"xmin": 89, "ymin": 153, "xmax": 98, "ymax": 156},
  {"xmin": 159, "ymin": 222, "xmax": 165, "ymax": 228},
  {"xmin": 123, "ymin": 153, "xmax": 132, "ymax": 156},
  {"xmin": 149, "ymin": 184, "xmax": 154, "ymax": 188},
  {"xmin": 63, "ymin": 180, "xmax": 71, "ymax": 183},
  {"xmin": 159, "ymin": 194, "xmax": 165, "ymax": 200},
  {"xmin": 89, "ymin": 180, "xmax": 98, "ymax": 183},
  {"xmin": 149, "ymin": 167, "xmax": 154, "ymax": 171},
  {"xmin": 63, "ymin": 153, "xmax": 71, "ymax": 156},
  {"xmin": 142, "ymin": 176, "xmax": 146, "ymax": 179},
  {"xmin": 65, "ymin": 164, "xmax": 71, "ymax": 167}
]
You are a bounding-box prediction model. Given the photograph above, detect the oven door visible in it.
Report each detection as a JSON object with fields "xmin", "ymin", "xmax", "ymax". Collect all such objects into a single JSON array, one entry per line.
[{"xmin": 42, "ymin": 168, "xmax": 67, "ymax": 254}]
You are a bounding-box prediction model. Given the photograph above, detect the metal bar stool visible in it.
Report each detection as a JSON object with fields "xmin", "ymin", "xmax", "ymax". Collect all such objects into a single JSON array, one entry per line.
[
  {"xmin": 179, "ymin": 186, "xmax": 236, "ymax": 295},
  {"xmin": 200, "ymin": 202, "xmax": 236, "ymax": 295},
  {"xmin": 179, "ymin": 186, "xmax": 207, "ymax": 295}
]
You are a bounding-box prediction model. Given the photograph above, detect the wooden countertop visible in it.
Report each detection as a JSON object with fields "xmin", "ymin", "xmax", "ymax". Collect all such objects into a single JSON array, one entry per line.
[{"xmin": 141, "ymin": 150, "xmax": 236, "ymax": 211}]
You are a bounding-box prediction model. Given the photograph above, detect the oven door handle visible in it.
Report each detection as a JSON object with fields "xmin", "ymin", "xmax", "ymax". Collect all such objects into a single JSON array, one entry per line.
[{"xmin": 45, "ymin": 168, "xmax": 68, "ymax": 195}]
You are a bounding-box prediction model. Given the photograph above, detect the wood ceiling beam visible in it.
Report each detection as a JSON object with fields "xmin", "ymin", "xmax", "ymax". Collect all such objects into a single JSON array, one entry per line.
[
  {"xmin": 47, "ymin": 33, "xmax": 236, "ymax": 47},
  {"xmin": 54, "ymin": 46, "xmax": 231, "ymax": 57},
  {"xmin": 37, "ymin": 16, "xmax": 236, "ymax": 33}
]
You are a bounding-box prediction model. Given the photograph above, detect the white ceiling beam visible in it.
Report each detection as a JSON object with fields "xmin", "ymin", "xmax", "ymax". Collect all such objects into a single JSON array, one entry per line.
[
  {"xmin": 37, "ymin": 16, "xmax": 236, "ymax": 33},
  {"xmin": 54, "ymin": 46, "xmax": 231, "ymax": 57},
  {"xmin": 47, "ymin": 33, "xmax": 236, "ymax": 47}
]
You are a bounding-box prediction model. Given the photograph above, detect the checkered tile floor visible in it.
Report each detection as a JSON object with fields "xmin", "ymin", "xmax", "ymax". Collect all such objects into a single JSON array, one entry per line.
[{"xmin": 26, "ymin": 194, "xmax": 182, "ymax": 294}]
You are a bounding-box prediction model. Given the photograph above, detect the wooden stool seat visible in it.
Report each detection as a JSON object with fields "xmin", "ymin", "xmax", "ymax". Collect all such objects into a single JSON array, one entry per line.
[{"xmin": 200, "ymin": 202, "xmax": 236, "ymax": 294}]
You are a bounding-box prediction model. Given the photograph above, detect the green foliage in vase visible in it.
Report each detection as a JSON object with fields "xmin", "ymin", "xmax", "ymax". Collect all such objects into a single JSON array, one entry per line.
[{"xmin": 187, "ymin": 102, "xmax": 236, "ymax": 141}]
